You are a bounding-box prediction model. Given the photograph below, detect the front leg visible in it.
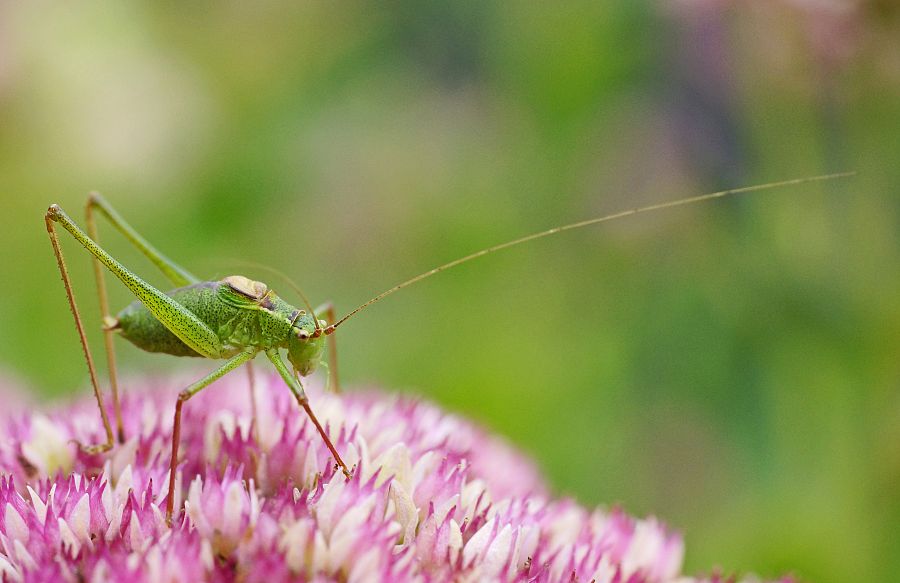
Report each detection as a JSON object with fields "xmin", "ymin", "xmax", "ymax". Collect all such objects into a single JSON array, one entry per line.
[
  {"xmin": 265, "ymin": 349, "xmax": 351, "ymax": 478},
  {"xmin": 315, "ymin": 301, "xmax": 340, "ymax": 393}
]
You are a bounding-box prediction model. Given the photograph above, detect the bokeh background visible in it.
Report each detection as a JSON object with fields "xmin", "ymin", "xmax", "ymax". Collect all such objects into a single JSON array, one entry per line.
[{"xmin": 1, "ymin": 1, "xmax": 898, "ymax": 581}]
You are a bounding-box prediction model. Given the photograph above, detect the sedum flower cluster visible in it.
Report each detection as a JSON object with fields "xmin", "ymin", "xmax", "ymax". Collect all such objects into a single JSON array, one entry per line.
[{"xmin": 0, "ymin": 373, "xmax": 791, "ymax": 582}]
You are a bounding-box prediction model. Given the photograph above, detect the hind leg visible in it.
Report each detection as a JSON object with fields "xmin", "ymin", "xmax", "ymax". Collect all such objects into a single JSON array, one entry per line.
[
  {"xmin": 45, "ymin": 212, "xmax": 115, "ymax": 453},
  {"xmin": 85, "ymin": 193, "xmax": 202, "ymax": 443}
]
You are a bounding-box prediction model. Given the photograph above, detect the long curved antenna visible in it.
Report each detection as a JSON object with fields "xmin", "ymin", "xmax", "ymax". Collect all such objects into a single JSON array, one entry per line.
[
  {"xmin": 226, "ymin": 260, "xmax": 322, "ymax": 335},
  {"xmin": 326, "ymin": 171, "xmax": 855, "ymax": 334}
]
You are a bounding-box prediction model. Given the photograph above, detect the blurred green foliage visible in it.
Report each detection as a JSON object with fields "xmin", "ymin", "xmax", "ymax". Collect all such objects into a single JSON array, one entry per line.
[{"xmin": 1, "ymin": 2, "xmax": 898, "ymax": 581}]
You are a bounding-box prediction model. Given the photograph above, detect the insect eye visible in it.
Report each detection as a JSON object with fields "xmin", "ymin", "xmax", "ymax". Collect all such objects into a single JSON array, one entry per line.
[{"xmin": 297, "ymin": 329, "xmax": 310, "ymax": 340}]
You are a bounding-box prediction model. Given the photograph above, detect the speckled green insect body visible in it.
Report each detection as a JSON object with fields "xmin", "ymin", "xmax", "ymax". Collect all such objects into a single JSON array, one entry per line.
[
  {"xmin": 44, "ymin": 196, "xmax": 343, "ymax": 524},
  {"xmin": 113, "ymin": 277, "xmax": 324, "ymax": 375},
  {"xmin": 44, "ymin": 173, "xmax": 851, "ymax": 526}
]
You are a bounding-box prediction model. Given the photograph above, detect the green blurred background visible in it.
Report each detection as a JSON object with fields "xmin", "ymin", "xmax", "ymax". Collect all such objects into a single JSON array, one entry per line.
[{"xmin": 1, "ymin": 2, "xmax": 898, "ymax": 581}]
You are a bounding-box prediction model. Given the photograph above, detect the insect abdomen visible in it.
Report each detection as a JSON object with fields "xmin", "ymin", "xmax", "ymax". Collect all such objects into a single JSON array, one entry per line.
[{"xmin": 114, "ymin": 282, "xmax": 222, "ymax": 357}]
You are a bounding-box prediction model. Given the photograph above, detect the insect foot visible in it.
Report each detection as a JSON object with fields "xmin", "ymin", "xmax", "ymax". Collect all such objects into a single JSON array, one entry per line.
[
  {"xmin": 69, "ymin": 438, "xmax": 113, "ymax": 456},
  {"xmin": 335, "ymin": 461, "xmax": 355, "ymax": 480}
]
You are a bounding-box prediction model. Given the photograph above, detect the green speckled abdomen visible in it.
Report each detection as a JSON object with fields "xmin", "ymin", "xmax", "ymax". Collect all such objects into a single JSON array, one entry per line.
[{"xmin": 115, "ymin": 282, "xmax": 223, "ymax": 357}]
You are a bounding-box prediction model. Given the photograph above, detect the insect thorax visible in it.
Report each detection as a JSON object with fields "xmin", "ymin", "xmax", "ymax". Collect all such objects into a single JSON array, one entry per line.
[{"xmin": 112, "ymin": 277, "xmax": 311, "ymax": 358}]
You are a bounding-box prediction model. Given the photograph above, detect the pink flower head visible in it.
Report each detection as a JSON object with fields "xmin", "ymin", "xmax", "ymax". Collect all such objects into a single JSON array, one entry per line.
[{"xmin": 0, "ymin": 372, "xmax": 786, "ymax": 582}]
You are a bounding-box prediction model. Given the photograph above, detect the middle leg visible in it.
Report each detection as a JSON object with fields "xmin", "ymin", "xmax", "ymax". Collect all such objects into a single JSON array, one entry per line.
[
  {"xmin": 166, "ymin": 350, "xmax": 256, "ymax": 524},
  {"xmin": 265, "ymin": 348, "xmax": 351, "ymax": 478}
]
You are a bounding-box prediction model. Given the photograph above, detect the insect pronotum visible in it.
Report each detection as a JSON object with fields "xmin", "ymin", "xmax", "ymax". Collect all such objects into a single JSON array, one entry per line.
[{"xmin": 44, "ymin": 171, "xmax": 853, "ymax": 524}]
